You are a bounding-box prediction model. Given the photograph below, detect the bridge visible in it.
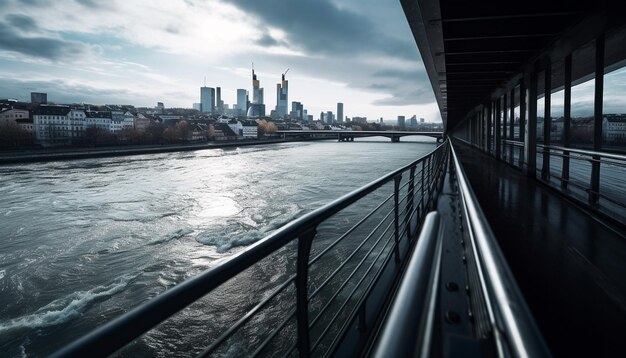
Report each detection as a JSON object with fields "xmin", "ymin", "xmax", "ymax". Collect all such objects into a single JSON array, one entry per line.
[
  {"xmin": 53, "ymin": 1, "xmax": 626, "ymax": 357},
  {"xmin": 276, "ymin": 130, "xmax": 444, "ymax": 142}
]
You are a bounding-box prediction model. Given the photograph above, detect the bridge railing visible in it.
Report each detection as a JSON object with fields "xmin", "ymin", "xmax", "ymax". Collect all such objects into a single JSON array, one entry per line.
[
  {"xmin": 468, "ymin": 137, "xmax": 626, "ymax": 224},
  {"xmin": 535, "ymin": 144, "xmax": 626, "ymax": 222},
  {"xmin": 52, "ymin": 140, "xmax": 449, "ymax": 358},
  {"xmin": 450, "ymin": 142, "xmax": 550, "ymax": 358}
]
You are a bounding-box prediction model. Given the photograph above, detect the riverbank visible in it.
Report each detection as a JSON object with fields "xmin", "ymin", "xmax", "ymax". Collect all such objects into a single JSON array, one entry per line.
[{"xmin": 0, "ymin": 137, "xmax": 333, "ymax": 165}]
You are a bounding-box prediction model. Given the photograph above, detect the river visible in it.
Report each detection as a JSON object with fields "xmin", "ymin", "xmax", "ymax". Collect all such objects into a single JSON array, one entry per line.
[{"xmin": 0, "ymin": 137, "xmax": 437, "ymax": 357}]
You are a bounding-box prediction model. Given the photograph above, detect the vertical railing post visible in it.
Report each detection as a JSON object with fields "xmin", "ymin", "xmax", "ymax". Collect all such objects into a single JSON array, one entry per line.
[
  {"xmin": 420, "ymin": 159, "xmax": 426, "ymax": 218},
  {"xmin": 405, "ymin": 165, "xmax": 416, "ymax": 240},
  {"xmin": 393, "ymin": 174, "xmax": 402, "ymax": 263},
  {"xmin": 296, "ymin": 227, "xmax": 317, "ymax": 358}
]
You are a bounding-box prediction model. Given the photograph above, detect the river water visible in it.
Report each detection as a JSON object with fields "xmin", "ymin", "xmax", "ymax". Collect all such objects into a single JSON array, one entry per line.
[{"xmin": 0, "ymin": 137, "xmax": 437, "ymax": 357}]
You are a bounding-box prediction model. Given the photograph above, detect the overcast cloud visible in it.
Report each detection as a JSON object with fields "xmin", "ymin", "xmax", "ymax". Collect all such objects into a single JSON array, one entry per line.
[{"xmin": 0, "ymin": 0, "xmax": 441, "ymax": 121}]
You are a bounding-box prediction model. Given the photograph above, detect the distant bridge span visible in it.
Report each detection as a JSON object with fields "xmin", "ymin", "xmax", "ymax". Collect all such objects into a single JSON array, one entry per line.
[{"xmin": 276, "ymin": 130, "xmax": 444, "ymax": 142}]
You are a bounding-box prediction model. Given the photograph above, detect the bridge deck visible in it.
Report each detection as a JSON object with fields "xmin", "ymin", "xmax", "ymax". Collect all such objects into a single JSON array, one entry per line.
[{"xmin": 453, "ymin": 140, "xmax": 626, "ymax": 356}]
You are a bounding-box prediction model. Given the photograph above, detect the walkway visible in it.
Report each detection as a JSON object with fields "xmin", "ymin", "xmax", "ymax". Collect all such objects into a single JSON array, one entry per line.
[{"xmin": 452, "ymin": 139, "xmax": 626, "ymax": 357}]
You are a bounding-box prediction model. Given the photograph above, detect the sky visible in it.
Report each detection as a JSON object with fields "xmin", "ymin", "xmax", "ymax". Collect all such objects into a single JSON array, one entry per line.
[{"xmin": 0, "ymin": 0, "xmax": 442, "ymax": 122}]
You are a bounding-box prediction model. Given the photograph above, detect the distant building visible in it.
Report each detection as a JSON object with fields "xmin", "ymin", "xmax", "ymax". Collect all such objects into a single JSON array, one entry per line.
[
  {"xmin": 252, "ymin": 69, "xmax": 264, "ymax": 105},
  {"xmin": 31, "ymin": 92, "xmax": 47, "ymax": 105},
  {"xmin": 242, "ymin": 120, "xmax": 259, "ymax": 139},
  {"xmin": 275, "ymin": 73, "xmax": 289, "ymax": 118},
  {"xmin": 33, "ymin": 105, "xmax": 85, "ymax": 145},
  {"xmin": 307, "ymin": 114, "xmax": 313, "ymax": 122},
  {"xmin": 398, "ymin": 115, "xmax": 406, "ymax": 128},
  {"xmin": 249, "ymin": 69, "xmax": 265, "ymax": 117},
  {"xmin": 134, "ymin": 114, "xmax": 151, "ymax": 133},
  {"xmin": 156, "ymin": 102, "xmax": 165, "ymax": 114},
  {"xmin": 410, "ymin": 115, "xmax": 418, "ymax": 127},
  {"xmin": 290, "ymin": 101, "xmax": 303, "ymax": 120},
  {"xmin": 237, "ymin": 89, "xmax": 248, "ymax": 114},
  {"xmin": 0, "ymin": 108, "xmax": 29, "ymax": 125},
  {"xmin": 216, "ymin": 87, "xmax": 223, "ymax": 114},
  {"xmin": 200, "ymin": 86, "xmax": 215, "ymax": 113},
  {"xmin": 603, "ymin": 114, "xmax": 626, "ymax": 143},
  {"xmin": 326, "ymin": 111, "xmax": 334, "ymax": 124},
  {"xmin": 247, "ymin": 104, "xmax": 265, "ymax": 119},
  {"xmin": 193, "ymin": 103, "xmax": 201, "ymax": 111},
  {"xmin": 420, "ymin": 117, "xmax": 425, "ymax": 123},
  {"xmin": 337, "ymin": 103, "xmax": 344, "ymax": 123},
  {"xmin": 352, "ymin": 116, "xmax": 367, "ymax": 124}
]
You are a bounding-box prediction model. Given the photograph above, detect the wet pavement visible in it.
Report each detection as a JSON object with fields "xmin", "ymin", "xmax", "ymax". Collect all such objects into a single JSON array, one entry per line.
[{"xmin": 452, "ymin": 139, "xmax": 626, "ymax": 357}]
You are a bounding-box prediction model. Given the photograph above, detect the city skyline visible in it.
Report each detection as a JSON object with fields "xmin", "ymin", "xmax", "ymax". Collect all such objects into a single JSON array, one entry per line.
[{"xmin": 0, "ymin": 0, "xmax": 442, "ymax": 122}]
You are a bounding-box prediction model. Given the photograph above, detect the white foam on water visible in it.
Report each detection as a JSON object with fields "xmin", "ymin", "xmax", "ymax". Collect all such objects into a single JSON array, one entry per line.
[
  {"xmin": 0, "ymin": 275, "xmax": 135, "ymax": 333},
  {"xmin": 147, "ymin": 227, "xmax": 194, "ymax": 246}
]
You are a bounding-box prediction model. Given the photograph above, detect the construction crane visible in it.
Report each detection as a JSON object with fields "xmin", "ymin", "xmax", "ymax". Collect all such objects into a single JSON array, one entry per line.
[{"xmin": 283, "ymin": 68, "xmax": 289, "ymax": 78}]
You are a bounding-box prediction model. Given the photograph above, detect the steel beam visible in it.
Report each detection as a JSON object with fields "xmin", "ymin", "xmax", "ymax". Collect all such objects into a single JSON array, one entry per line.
[
  {"xmin": 542, "ymin": 63, "xmax": 552, "ymax": 180},
  {"xmin": 562, "ymin": 55, "xmax": 572, "ymax": 189}
]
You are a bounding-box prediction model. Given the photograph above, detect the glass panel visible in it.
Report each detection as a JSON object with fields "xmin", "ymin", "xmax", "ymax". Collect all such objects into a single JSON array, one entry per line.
[
  {"xmin": 602, "ymin": 66, "xmax": 626, "ymax": 151},
  {"xmin": 551, "ymin": 89, "xmax": 565, "ymax": 145},
  {"xmin": 570, "ymin": 78, "xmax": 595, "ymax": 149}
]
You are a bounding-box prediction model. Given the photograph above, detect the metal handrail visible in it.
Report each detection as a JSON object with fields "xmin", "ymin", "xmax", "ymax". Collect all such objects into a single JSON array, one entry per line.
[
  {"xmin": 449, "ymin": 141, "xmax": 550, "ymax": 358},
  {"xmin": 371, "ymin": 211, "xmax": 443, "ymax": 358},
  {"xmin": 52, "ymin": 140, "xmax": 449, "ymax": 358},
  {"xmin": 503, "ymin": 139, "xmax": 525, "ymax": 147},
  {"xmin": 537, "ymin": 143, "xmax": 626, "ymax": 163}
]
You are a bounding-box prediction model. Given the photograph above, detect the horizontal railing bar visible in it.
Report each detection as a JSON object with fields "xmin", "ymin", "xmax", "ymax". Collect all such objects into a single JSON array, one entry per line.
[
  {"xmin": 538, "ymin": 143, "xmax": 626, "ymax": 161},
  {"xmin": 250, "ymin": 308, "xmax": 297, "ymax": 358},
  {"xmin": 371, "ymin": 212, "xmax": 442, "ymax": 358},
  {"xmin": 503, "ymin": 139, "xmax": 524, "ymax": 147},
  {"xmin": 311, "ymin": 228, "xmax": 397, "ymax": 353},
  {"xmin": 450, "ymin": 141, "xmax": 549, "ymax": 357},
  {"xmin": 198, "ymin": 275, "xmax": 296, "ymax": 356},
  {"xmin": 309, "ymin": 192, "xmax": 394, "ymax": 265}
]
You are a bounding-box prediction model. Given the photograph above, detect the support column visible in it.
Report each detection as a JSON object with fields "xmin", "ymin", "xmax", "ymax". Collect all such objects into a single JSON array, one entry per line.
[
  {"xmin": 542, "ymin": 63, "xmax": 552, "ymax": 180},
  {"xmin": 495, "ymin": 97, "xmax": 502, "ymax": 159},
  {"xmin": 502, "ymin": 93, "xmax": 508, "ymax": 160},
  {"xmin": 562, "ymin": 55, "xmax": 572, "ymax": 189},
  {"xmin": 519, "ymin": 79, "xmax": 527, "ymax": 167},
  {"xmin": 590, "ymin": 35, "xmax": 604, "ymax": 205},
  {"xmin": 486, "ymin": 103, "xmax": 492, "ymax": 154},
  {"xmin": 525, "ymin": 71, "xmax": 538, "ymax": 177},
  {"xmin": 509, "ymin": 88, "xmax": 515, "ymax": 162}
]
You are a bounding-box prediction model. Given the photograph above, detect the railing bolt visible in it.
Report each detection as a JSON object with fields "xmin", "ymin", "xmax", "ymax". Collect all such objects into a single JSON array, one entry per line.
[
  {"xmin": 446, "ymin": 282, "xmax": 459, "ymax": 292},
  {"xmin": 462, "ymin": 255, "xmax": 466, "ymax": 264},
  {"xmin": 445, "ymin": 310, "xmax": 461, "ymax": 324},
  {"xmin": 465, "ymin": 285, "xmax": 470, "ymax": 294}
]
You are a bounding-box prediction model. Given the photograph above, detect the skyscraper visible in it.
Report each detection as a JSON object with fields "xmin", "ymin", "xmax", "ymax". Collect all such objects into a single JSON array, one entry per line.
[
  {"xmin": 216, "ymin": 87, "xmax": 223, "ymax": 114},
  {"xmin": 290, "ymin": 101, "xmax": 303, "ymax": 120},
  {"xmin": 326, "ymin": 111, "xmax": 334, "ymax": 124},
  {"xmin": 275, "ymin": 72, "xmax": 288, "ymax": 118},
  {"xmin": 200, "ymin": 86, "xmax": 215, "ymax": 113},
  {"xmin": 248, "ymin": 68, "xmax": 265, "ymax": 118},
  {"xmin": 398, "ymin": 116, "xmax": 406, "ymax": 128},
  {"xmin": 237, "ymin": 89, "xmax": 248, "ymax": 113},
  {"xmin": 337, "ymin": 103, "xmax": 343, "ymax": 123}
]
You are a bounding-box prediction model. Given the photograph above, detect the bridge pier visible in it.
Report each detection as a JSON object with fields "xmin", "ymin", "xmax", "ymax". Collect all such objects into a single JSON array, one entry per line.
[{"xmin": 391, "ymin": 136, "xmax": 400, "ymax": 143}]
